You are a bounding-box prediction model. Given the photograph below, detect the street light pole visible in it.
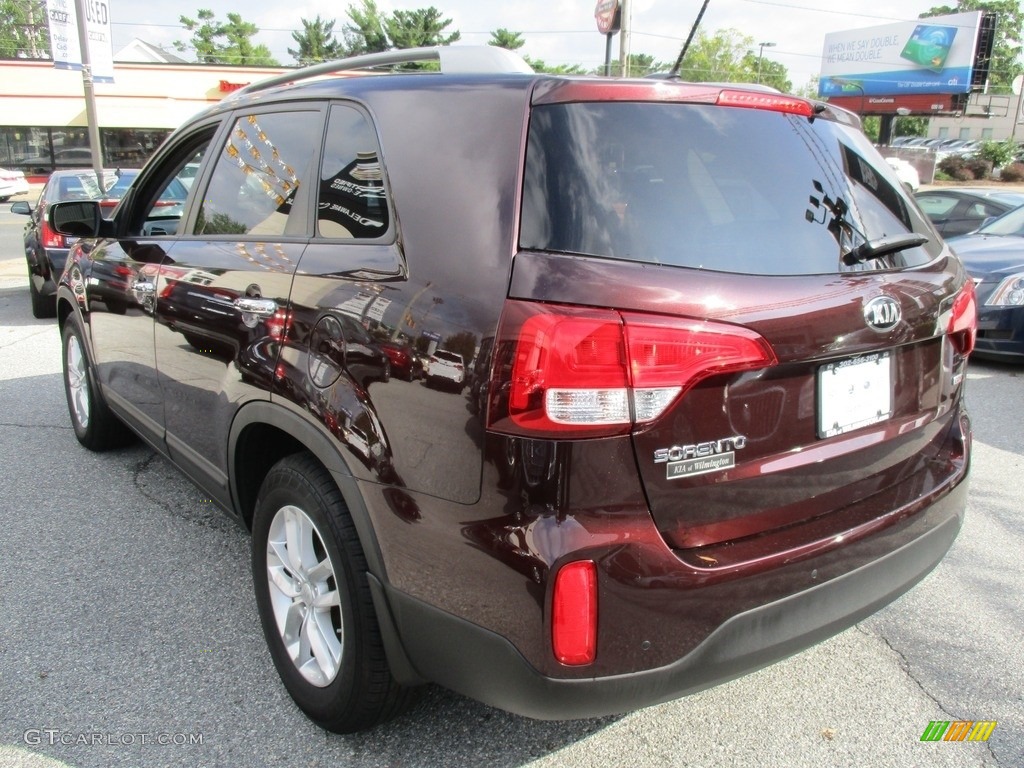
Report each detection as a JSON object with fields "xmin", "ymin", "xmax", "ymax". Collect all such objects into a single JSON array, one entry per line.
[{"xmin": 756, "ymin": 41, "xmax": 775, "ymax": 84}]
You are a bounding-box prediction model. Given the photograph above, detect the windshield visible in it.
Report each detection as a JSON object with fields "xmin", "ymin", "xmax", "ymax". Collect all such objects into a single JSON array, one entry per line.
[
  {"xmin": 978, "ymin": 204, "xmax": 1024, "ymax": 237},
  {"xmin": 520, "ymin": 102, "xmax": 939, "ymax": 276}
]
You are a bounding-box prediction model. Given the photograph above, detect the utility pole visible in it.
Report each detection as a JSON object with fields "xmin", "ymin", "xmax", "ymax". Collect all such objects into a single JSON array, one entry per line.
[
  {"xmin": 618, "ymin": 0, "xmax": 630, "ymax": 77},
  {"xmin": 74, "ymin": 0, "xmax": 105, "ymax": 190}
]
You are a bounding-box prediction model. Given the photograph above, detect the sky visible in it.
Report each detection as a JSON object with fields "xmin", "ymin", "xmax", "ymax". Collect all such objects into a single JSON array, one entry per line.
[{"xmin": 108, "ymin": 0, "xmax": 948, "ymax": 91}]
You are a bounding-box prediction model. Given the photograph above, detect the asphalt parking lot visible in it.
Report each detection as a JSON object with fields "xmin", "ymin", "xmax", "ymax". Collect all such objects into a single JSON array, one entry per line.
[{"xmin": 0, "ymin": 200, "xmax": 1020, "ymax": 768}]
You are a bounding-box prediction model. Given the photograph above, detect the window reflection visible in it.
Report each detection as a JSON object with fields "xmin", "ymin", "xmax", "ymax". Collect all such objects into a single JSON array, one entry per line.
[
  {"xmin": 317, "ymin": 105, "xmax": 390, "ymax": 240},
  {"xmin": 196, "ymin": 112, "xmax": 318, "ymax": 237}
]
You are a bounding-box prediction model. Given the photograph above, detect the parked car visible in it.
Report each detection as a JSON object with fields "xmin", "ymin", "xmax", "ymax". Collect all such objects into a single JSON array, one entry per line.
[
  {"xmin": 98, "ymin": 168, "xmax": 189, "ymax": 219},
  {"xmin": 425, "ymin": 348, "xmax": 465, "ymax": 390},
  {"xmin": 947, "ymin": 203, "xmax": 1024, "ymax": 361},
  {"xmin": 11, "ymin": 168, "xmax": 117, "ymax": 317},
  {"xmin": 46, "ymin": 46, "xmax": 974, "ymax": 734},
  {"xmin": 884, "ymin": 157, "xmax": 920, "ymax": 191},
  {"xmin": 915, "ymin": 187, "xmax": 1024, "ymax": 238},
  {"xmin": 0, "ymin": 166, "xmax": 29, "ymax": 201},
  {"xmin": 377, "ymin": 339, "xmax": 419, "ymax": 381}
]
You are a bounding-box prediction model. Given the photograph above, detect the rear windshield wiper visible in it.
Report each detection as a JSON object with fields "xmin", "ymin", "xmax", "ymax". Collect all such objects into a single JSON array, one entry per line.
[{"xmin": 842, "ymin": 233, "xmax": 928, "ymax": 266}]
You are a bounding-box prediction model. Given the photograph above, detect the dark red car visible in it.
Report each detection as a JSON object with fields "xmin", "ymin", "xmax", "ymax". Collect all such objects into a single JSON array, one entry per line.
[
  {"xmin": 49, "ymin": 46, "xmax": 973, "ymax": 733},
  {"xmin": 377, "ymin": 339, "xmax": 419, "ymax": 380}
]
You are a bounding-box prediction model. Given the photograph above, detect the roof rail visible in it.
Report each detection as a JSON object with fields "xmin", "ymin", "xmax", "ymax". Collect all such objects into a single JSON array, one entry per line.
[{"xmin": 234, "ymin": 46, "xmax": 534, "ymax": 96}]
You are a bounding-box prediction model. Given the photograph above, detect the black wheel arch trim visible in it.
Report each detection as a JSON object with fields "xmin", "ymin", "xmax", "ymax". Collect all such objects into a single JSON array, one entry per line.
[
  {"xmin": 229, "ymin": 400, "xmax": 421, "ymax": 688},
  {"xmin": 227, "ymin": 400, "xmax": 388, "ymax": 582}
]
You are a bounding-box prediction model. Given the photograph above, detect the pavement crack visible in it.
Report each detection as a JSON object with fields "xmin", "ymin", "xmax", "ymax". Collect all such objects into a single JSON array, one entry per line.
[
  {"xmin": 855, "ymin": 624, "xmax": 1001, "ymax": 765},
  {"xmin": 0, "ymin": 421, "xmax": 72, "ymax": 430},
  {"xmin": 130, "ymin": 451, "xmax": 176, "ymax": 516}
]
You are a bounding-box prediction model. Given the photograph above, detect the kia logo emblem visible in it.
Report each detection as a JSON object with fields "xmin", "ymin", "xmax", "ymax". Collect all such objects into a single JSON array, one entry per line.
[{"xmin": 864, "ymin": 296, "xmax": 901, "ymax": 331}]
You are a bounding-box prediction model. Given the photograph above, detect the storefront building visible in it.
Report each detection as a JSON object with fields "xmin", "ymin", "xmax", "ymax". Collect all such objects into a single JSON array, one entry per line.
[{"xmin": 0, "ymin": 43, "xmax": 288, "ymax": 180}]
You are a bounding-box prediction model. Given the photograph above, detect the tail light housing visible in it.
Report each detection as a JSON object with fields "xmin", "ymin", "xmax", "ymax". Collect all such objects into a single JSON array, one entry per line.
[
  {"xmin": 552, "ymin": 560, "xmax": 597, "ymax": 665},
  {"xmin": 948, "ymin": 280, "xmax": 977, "ymax": 356},
  {"xmin": 487, "ymin": 300, "xmax": 776, "ymax": 439},
  {"xmin": 41, "ymin": 218, "xmax": 66, "ymax": 249}
]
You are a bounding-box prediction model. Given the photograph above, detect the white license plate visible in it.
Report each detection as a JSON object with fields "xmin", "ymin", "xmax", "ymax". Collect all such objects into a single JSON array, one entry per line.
[{"xmin": 817, "ymin": 352, "xmax": 892, "ymax": 438}]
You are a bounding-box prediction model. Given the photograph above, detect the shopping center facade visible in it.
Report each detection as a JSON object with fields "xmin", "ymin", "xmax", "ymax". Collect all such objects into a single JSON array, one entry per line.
[{"xmin": 0, "ymin": 46, "xmax": 287, "ymax": 181}]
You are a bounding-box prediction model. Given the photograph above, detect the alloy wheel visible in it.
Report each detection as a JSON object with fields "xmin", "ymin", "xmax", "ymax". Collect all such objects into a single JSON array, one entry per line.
[{"xmin": 265, "ymin": 504, "xmax": 343, "ymax": 687}]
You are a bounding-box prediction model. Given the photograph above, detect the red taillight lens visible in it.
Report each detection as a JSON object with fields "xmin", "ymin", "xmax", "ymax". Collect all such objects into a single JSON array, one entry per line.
[
  {"xmin": 948, "ymin": 280, "xmax": 977, "ymax": 356},
  {"xmin": 266, "ymin": 308, "xmax": 290, "ymax": 341},
  {"xmin": 716, "ymin": 89, "xmax": 814, "ymax": 117},
  {"xmin": 508, "ymin": 307, "xmax": 629, "ymax": 436},
  {"xmin": 622, "ymin": 313, "xmax": 777, "ymax": 421},
  {"xmin": 41, "ymin": 218, "xmax": 65, "ymax": 249},
  {"xmin": 552, "ymin": 560, "xmax": 597, "ymax": 666},
  {"xmin": 490, "ymin": 300, "xmax": 776, "ymax": 438}
]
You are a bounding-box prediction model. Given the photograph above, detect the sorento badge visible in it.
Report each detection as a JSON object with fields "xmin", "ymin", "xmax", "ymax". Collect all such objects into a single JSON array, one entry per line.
[{"xmin": 654, "ymin": 436, "xmax": 746, "ymax": 480}]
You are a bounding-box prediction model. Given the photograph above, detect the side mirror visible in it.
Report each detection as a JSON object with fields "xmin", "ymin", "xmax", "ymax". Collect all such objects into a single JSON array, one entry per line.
[
  {"xmin": 48, "ymin": 200, "xmax": 105, "ymax": 238},
  {"xmin": 10, "ymin": 200, "xmax": 32, "ymax": 216}
]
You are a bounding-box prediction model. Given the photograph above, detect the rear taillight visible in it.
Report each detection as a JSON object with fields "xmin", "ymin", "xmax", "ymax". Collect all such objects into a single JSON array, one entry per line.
[
  {"xmin": 551, "ymin": 560, "xmax": 597, "ymax": 666},
  {"xmin": 266, "ymin": 308, "xmax": 290, "ymax": 341},
  {"xmin": 948, "ymin": 280, "xmax": 977, "ymax": 356},
  {"xmin": 41, "ymin": 218, "xmax": 65, "ymax": 249},
  {"xmin": 488, "ymin": 300, "xmax": 776, "ymax": 438}
]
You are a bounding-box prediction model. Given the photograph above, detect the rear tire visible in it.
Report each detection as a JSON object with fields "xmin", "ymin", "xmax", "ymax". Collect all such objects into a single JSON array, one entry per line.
[
  {"xmin": 252, "ymin": 453, "xmax": 419, "ymax": 732},
  {"xmin": 61, "ymin": 314, "xmax": 133, "ymax": 450},
  {"xmin": 28, "ymin": 262, "xmax": 56, "ymax": 319}
]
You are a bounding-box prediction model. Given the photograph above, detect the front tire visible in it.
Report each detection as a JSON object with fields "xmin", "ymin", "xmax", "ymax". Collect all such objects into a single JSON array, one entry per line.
[
  {"xmin": 252, "ymin": 453, "xmax": 418, "ymax": 732},
  {"xmin": 61, "ymin": 314, "xmax": 132, "ymax": 450}
]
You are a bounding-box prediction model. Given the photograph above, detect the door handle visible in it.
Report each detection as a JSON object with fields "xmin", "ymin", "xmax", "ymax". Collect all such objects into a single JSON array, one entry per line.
[{"xmin": 233, "ymin": 297, "xmax": 278, "ymax": 317}]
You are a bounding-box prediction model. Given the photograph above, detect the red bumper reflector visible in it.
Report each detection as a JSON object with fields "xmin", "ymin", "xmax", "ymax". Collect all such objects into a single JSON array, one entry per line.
[{"xmin": 552, "ymin": 560, "xmax": 597, "ymax": 665}]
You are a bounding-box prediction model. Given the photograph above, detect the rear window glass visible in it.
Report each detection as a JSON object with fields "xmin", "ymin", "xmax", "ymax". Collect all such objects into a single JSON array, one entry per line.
[{"xmin": 520, "ymin": 102, "xmax": 938, "ymax": 275}]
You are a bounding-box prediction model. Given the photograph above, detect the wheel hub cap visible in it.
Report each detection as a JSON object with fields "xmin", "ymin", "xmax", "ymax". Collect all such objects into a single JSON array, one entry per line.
[{"xmin": 265, "ymin": 505, "xmax": 343, "ymax": 687}]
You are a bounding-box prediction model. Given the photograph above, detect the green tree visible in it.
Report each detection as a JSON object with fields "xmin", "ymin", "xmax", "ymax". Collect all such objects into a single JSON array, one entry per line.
[
  {"xmin": 342, "ymin": 0, "xmax": 389, "ymax": 56},
  {"xmin": 739, "ymin": 51, "xmax": 792, "ymax": 92},
  {"xmin": 221, "ymin": 12, "xmax": 278, "ymax": 65},
  {"xmin": 676, "ymin": 29, "xmax": 795, "ymax": 86},
  {"xmin": 861, "ymin": 116, "xmax": 881, "ymax": 143},
  {"xmin": 175, "ymin": 9, "xmax": 222, "ymax": 63},
  {"xmin": 175, "ymin": 9, "xmax": 278, "ymax": 65},
  {"xmin": 339, "ymin": 2, "xmax": 460, "ymax": 65},
  {"xmin": 976, "ymin": 138, "xmax": 1019, "ymax": 167},
  {"xmin": 0, "ymin": 0, "xmax": 49, "ymax": 58},
  {"xmin": 922, "ymin": 1, "xmax": 1022, "ymax": 88},
  {"xmin": 603, "ymin": 53, "xmax": 665, "ymax": 77},
  {"xmin": 488, "ymin": 28, "xmax": 524, "ymax": 51},
  {"xmin": 523, "ymin": 56, "xmax": 587, "ymax": 74},
  {"xmin": 892, "ymin": 116, "xmax": 929, "ymax": 137},
  {"xmin": 289, "ymin": 15, "xmax": 343, "ymax": 65},
  {"xmin": 384, "ymin": 7, "xmax": 460, "ymax": 50}
]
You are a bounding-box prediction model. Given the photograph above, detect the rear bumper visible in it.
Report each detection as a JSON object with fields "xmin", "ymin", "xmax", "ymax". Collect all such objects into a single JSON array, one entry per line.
[{"xmin": 380, "ymin": 476, "xmax": 966, "ymax": 720}]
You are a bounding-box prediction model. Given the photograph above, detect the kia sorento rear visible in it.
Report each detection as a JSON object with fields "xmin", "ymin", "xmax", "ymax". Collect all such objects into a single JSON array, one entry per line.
[{"xmin": 454, "ymin": 81, "xmax": 973, "ymax": 717}]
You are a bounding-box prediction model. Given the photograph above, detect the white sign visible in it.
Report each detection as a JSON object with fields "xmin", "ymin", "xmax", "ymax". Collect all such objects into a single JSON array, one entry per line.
[
  {"xmin": 46, "ymin": 0, "xmax": 115, "ymax": 82},
  {"xmin": 818, "ymin": 12, "xmax": 982, "ymax": 98}
]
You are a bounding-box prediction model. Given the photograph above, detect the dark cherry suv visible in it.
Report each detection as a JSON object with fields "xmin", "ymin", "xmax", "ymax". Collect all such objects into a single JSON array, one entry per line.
[{"xmin": 48, "ymin": 46, "xmax": 975, "ymax": 733}]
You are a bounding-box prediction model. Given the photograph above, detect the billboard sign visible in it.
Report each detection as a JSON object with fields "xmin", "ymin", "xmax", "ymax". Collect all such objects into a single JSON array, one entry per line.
[{"xmin": 818, "ymin": 12, "xmax": 982, "ymax": 99}]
